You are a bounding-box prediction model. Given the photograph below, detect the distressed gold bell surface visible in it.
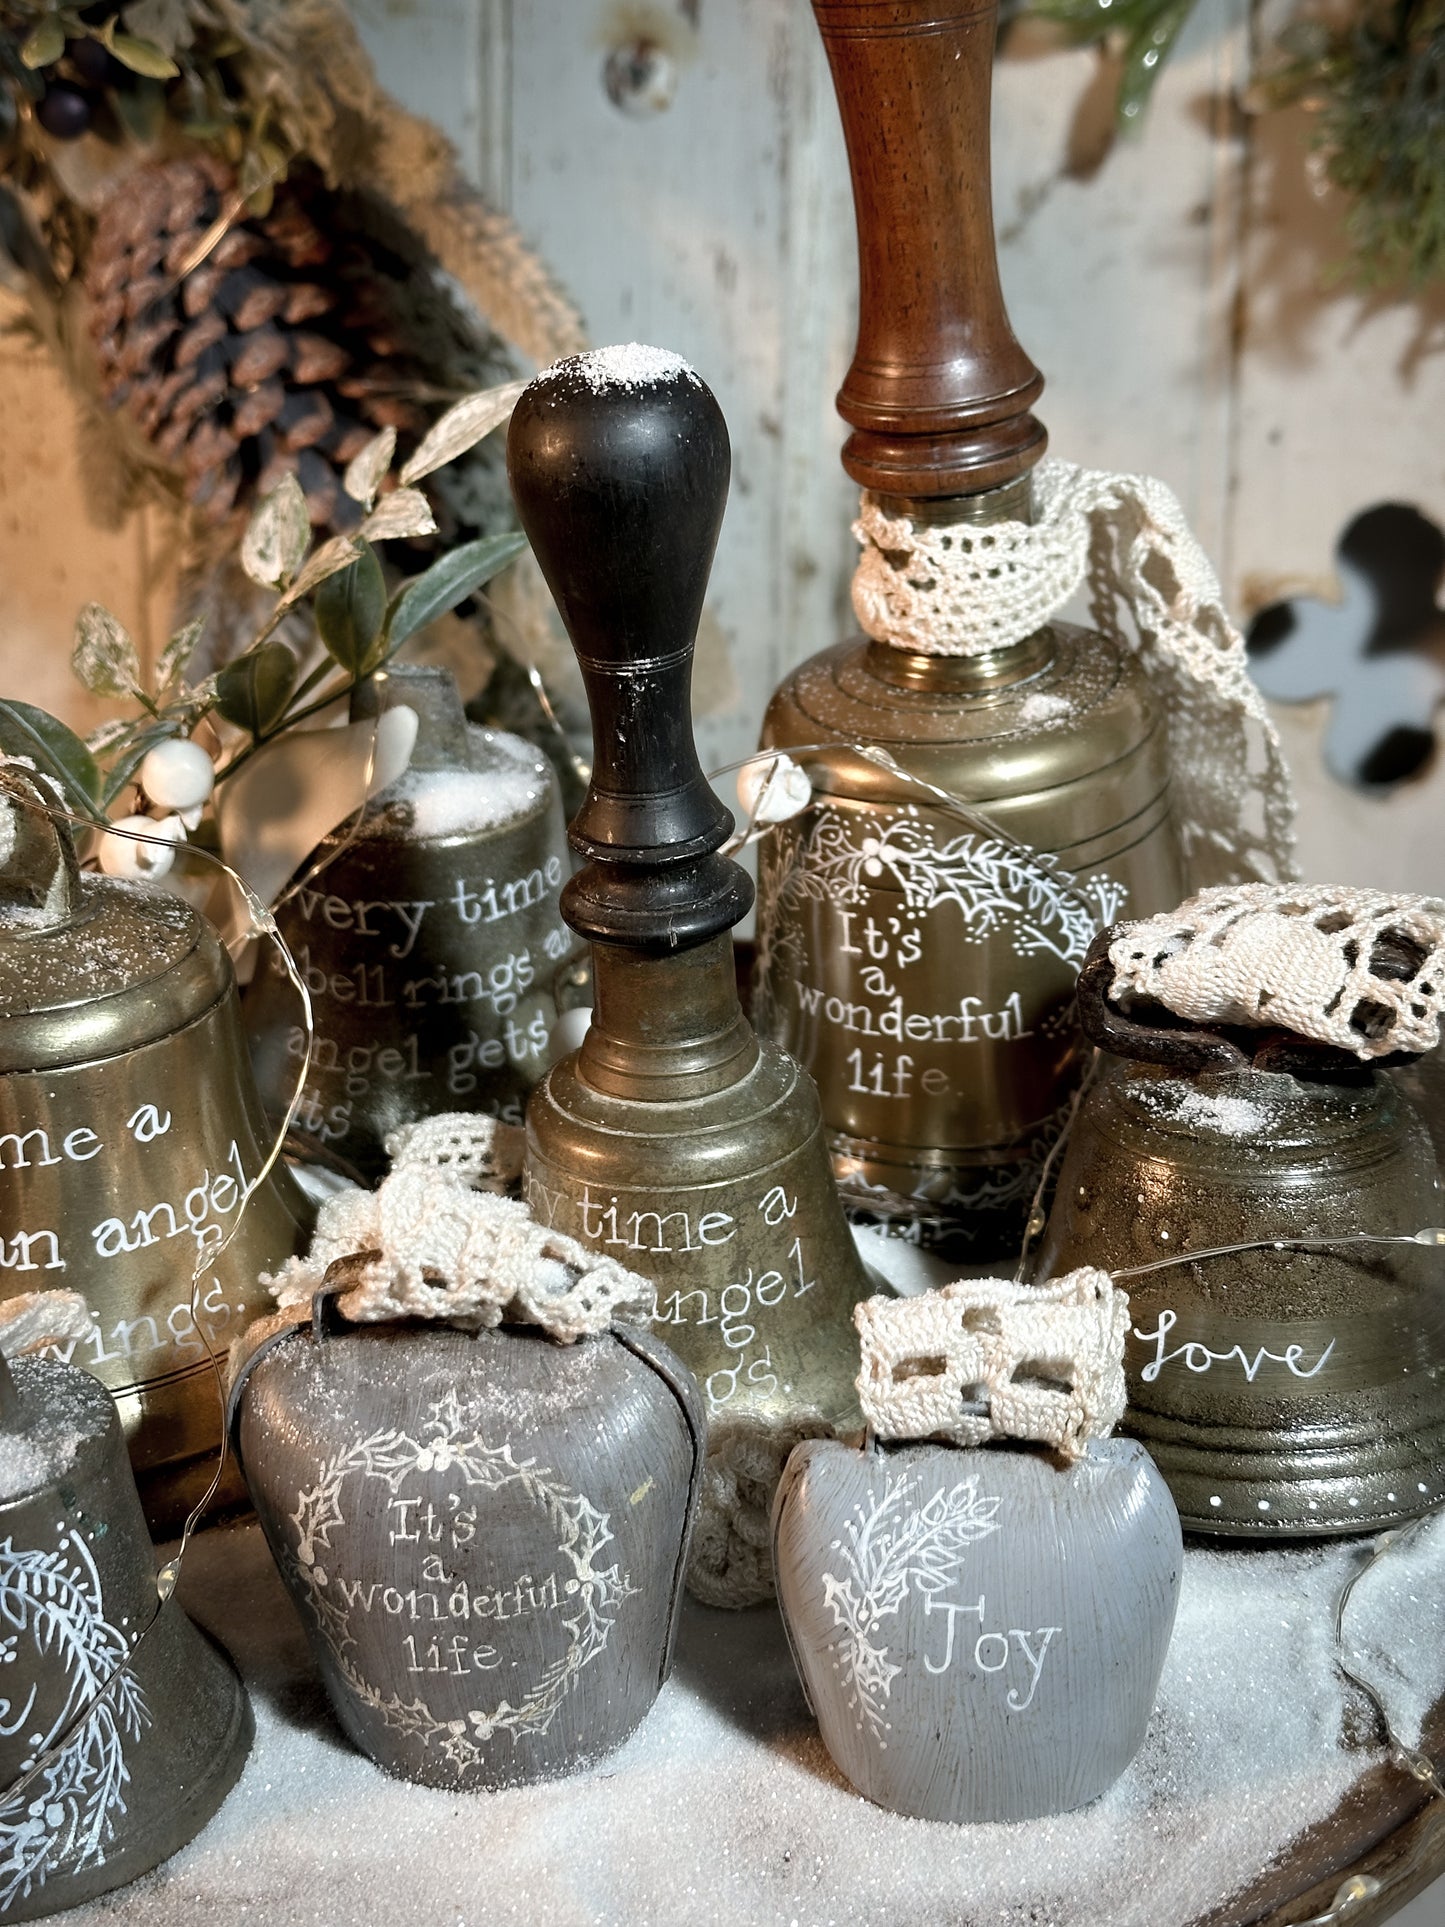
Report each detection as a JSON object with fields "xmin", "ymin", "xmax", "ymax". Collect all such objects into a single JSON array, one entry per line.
[
  {"xmin": 1037, "ymin": 940, "xmax": 1445, "ymax": 1537},
  {"xmin": 0, "ymin": 768, "xmax": 309, "ymax": 1533},
  {"xmin": 506, "ymin": 347, "xmax": 874, "ymax": 1528},
  {"xmin": 758, "ymin": 566, "xmax": 1183, "ymax": 1261},
  {"xmin": 752, "ymin": 0, "xmax": 1187, "ymax": 1261},
  {"xmin": 243, "ymin": 664, "xmax": 575, "ymax": 1181},
  {"xmin": 0, "ymin": 1347, "xmax": 252, "ymax": 1919}
]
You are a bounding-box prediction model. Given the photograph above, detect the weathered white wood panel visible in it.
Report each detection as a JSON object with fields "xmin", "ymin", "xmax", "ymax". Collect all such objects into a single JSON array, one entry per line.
[
  {"xmin": 2, "ymin": 0, "xmax": 1444, "ymax": 907},
  {"xmin": 352, "ymin": 1, "xmax": 1255, "ymax": 783}
]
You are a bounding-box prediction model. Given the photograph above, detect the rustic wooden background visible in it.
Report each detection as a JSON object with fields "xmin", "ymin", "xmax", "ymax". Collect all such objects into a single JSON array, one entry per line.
[{"xmin": 4, "ymin": 1, "xmax": 1445, "ymax": 897}]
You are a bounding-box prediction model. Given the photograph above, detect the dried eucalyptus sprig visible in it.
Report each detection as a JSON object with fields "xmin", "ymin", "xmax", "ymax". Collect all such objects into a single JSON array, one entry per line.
[
  {"xmin": 0, "ymin": 379, "xmax": 526, "ymax": 870},
  {"xmin": 1027, "ymin": 0, "xmax": 1198, "ymax": 128}
]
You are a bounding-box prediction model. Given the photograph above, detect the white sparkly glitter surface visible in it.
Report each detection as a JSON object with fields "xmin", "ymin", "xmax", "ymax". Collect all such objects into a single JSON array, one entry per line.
[
  {"xmin": 54, "ymin": 1511, "xmax": 1445, "ymax": 1927},
  {"xmin": 551, "ymin": 343, "xmax": 699, "ymax": 392}
]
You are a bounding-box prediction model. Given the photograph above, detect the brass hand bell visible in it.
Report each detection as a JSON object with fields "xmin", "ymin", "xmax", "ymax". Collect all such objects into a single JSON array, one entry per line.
[
  {"xmin": 0, "ymin": 766, "xmax": 309, "ymax": 1532},
  {"xmin": 1037, "ymin": 891, "xmax": 1445, "ymax": 1536},
  {"xmin": 243, "ymin": 663, "xmax": 575, "ymax": 1181},
  {"xmin": 507, "ymin": 346, "xmax": 876, "ymax": 1603},
  {"xmin": 752, "ymin": 0, "xmax": 1184, "ymax": 1261}
]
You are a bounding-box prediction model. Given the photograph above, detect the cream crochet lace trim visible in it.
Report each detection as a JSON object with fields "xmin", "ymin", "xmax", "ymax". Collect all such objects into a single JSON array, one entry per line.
[
  {"xmin": 854, "ymin": 1270, "xmax": 1127, "ymax": 1463},
  {"xmin": 265, "ymin": 1114, "xmax": 653, "ymax": 1343},
  {"xmin": 851, "ymin": 459, "xmax": 1297, "ymax": 890},
  {"xmin": 0, "ymin": 1291, "xmax": 93, "ymax": 1359},
  {"xmin": 687, "ymin": 1411, "xmax": 832, "ymax": 1610},
  {"xmin": 1108, "ymin": 883, "xmax": 1445, "ymax": 1061}
]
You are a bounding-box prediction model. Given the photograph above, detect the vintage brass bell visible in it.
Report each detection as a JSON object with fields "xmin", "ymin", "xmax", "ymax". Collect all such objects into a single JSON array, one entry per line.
[
  {"xmin": 507, "ymin": 346, "xmax": 876, "ymax": 1601},
  {"xmin": 244, "ymin": 664, "xmax": 575, "ymax": 1180},
  {"xmin": 1037, "ymin": 900, "xmax": 1445, "ymax": 1536},
  {"xmin": 0, "ymin": 766, "xmax": 308, "ymax": 1532},
  {"xmin": 0, "ymin": 1332, "xmax": 251, "ymax": 1919},
  {"xmin": 752, "ymin": 0, "xmax": 1184, "ymax": 1260}
]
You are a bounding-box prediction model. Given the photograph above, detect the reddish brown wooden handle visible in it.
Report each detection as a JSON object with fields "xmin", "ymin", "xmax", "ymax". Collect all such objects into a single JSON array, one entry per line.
[{"xmin": 813, "ymin": 0, "xmax": 1046, "ymax": 497}]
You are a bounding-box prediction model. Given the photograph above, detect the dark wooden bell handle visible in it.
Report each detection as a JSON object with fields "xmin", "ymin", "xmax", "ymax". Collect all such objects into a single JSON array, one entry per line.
[
  {"xmin": 813, "ymin": 0, "xmax": 1046, "ymax": 497},
  {"xmin": 1077, "ymin": 929, "xmax": 1408, "ymax": 1079},
  {"xmin": 507, "ymin": 352, "xmax": 753, "ymax": 951}
]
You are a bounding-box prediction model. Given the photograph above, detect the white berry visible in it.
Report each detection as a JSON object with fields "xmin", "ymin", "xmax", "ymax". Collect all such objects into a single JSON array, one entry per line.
[
  {"xmin": 97, "ymin": 814, "xmax": 185, "ymax": 881},
  {"xmin": 139, "ymin": 738, "xmax": 215, "ymax": 815},
  {"xmin": 738, "ymin": 753, "xmax": 811, "ymax": 827}
]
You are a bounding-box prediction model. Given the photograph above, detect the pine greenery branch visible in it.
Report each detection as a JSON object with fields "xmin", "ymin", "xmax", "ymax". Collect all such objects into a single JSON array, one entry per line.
[
  {"xmin": 1312, "ymin": 1, "xmax": 1445, "ymax": 288},
  {"xmin": 1024, "ymin": 0, "xmax": 1445, "ymax": 293}
]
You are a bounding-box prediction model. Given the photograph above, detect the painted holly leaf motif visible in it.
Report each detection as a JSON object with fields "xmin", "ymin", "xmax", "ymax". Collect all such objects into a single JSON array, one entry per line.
[
  {"xmin": 285, "ymin": 1412, "xmax": 636, "ymax": 1755},
  {"xmin": 820, "ymin": 1473, "xmax": 1001, "ymax": 1742}
]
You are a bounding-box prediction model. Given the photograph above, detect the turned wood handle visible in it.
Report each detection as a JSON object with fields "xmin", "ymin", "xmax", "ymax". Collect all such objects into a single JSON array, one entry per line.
[
  {"xmin": 506, "ymin": 351, "xmax": 753, "ymax": 951},
  {"xmin": 814, "ymin": 0, "xmax": 1046, "ymax": 496}
]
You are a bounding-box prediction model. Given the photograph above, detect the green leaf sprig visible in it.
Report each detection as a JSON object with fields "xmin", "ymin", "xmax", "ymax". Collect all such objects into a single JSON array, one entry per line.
[{"xmin": 43, "ymin": 379, "xmax": 528, "ymax": 824}]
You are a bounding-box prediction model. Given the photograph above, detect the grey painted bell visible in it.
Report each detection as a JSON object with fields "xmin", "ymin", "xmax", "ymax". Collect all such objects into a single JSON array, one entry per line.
[
  {"xmin": 772, "ymin": 1274, "xmax": 1181, "ymax": 1823},
  {"xmin": 231, "ymin": 1297, "xmax": 704, "ymax": 1791},
  {"xmin": 774, "ymin": 1436, "xmax": 1181, "ymax": 1824},
  {"xmin": 0, "ymin": 1349, "xmax": 251, "ymax": 1920}
]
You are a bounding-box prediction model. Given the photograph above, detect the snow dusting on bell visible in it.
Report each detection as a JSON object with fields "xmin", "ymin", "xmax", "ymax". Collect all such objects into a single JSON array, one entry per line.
[{"xmin": 544, "ymin": 342, "xmax": 701, "ymax": 393}]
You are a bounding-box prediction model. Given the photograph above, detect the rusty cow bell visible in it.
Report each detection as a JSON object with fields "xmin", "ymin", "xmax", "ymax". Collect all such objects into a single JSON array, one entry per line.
[{"xmin": 1038, "ymin": 888, "xmax": 1445, "ymax": 1536}]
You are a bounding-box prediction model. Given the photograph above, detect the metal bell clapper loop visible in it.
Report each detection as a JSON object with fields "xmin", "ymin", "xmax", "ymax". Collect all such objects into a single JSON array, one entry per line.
[
  {"xmin": 750, "ymin": 0, "xmax": 1184, "ymax": 1262},
  {"xmin": 506, "ymin": 348, "xmax": 876, "ymax": 1598},
  {"xmin": 1037, "ymin": 929, "xmax": 1445, "ymax": 1537},
  {"xmin": 0, "ymin": 764, "xmax": 311, "ymax": 1534},
  {"xmin": 243, "ymin": 662, "xmax": 576, "ymax": 1181},
  {"xmin": 0, "ymin": 1338, "xmax": 251, "ymax": 1919}
]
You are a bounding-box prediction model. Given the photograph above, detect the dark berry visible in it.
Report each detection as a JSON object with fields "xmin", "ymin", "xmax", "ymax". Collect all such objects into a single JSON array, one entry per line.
[
  {"xmin": 66, "ymin": 37, "xmax": 115, "ymax": 86},
  {"xmin": 37, "ymin": 84, "xmax": 92, "ymax": 139}
]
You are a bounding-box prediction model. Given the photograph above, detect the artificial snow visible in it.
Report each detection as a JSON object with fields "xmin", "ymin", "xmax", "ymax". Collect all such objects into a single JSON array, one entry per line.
[
  {"xmin": 0, "ymin": 1357, "xmax": 92, "ymax": 1500},
  {"xmin": 1016, "ymin": 690, "xmax": 1074, "ymax": 725},
  {"xmin": 554, "ymin": 343, "xmax": 700, "ymax": 393},
  {"xmin": 1168, "ymin": 1087, "xmax": 1269, "ymax": 1138},
  {"xmin": 373, "ymin": 731, "xmax": 550, "ymax": 840},
  {"xmin": 55, "ymin": 1506, "xmax": 1445, "ymax": 1927}
]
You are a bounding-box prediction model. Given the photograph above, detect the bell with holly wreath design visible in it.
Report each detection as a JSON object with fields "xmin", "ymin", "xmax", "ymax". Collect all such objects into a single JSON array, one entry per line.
[{"xmin": 230, "ymin": 1115, "xmax": 704, "ymax": 1790}]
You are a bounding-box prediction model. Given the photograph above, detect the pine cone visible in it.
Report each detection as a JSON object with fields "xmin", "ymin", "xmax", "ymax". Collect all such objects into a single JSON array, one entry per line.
[{"xmin": 85, "ymin": 155, "xmax": 443, "ymax": 530}]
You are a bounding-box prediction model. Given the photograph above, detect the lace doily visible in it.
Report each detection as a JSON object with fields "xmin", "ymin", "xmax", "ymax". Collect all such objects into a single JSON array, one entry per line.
[
  {"xmin": 0, "ymin": 1291, "xmax": 93, "ymax": 1359},
  {"xmin": 1108, "ymin": 883, "xmax": 1445, "ymax": 1062},
  {"xmin": 264, "ymin": 1114, "xmax": 652, "ymax": 1342},
  {"xmin": 854, "ymin": 1270, "xmax": 1127, "ymax": 1463},
  {"xmin": 850, "ymin": 459, "xmax": 1296, "ymax": 891}
]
